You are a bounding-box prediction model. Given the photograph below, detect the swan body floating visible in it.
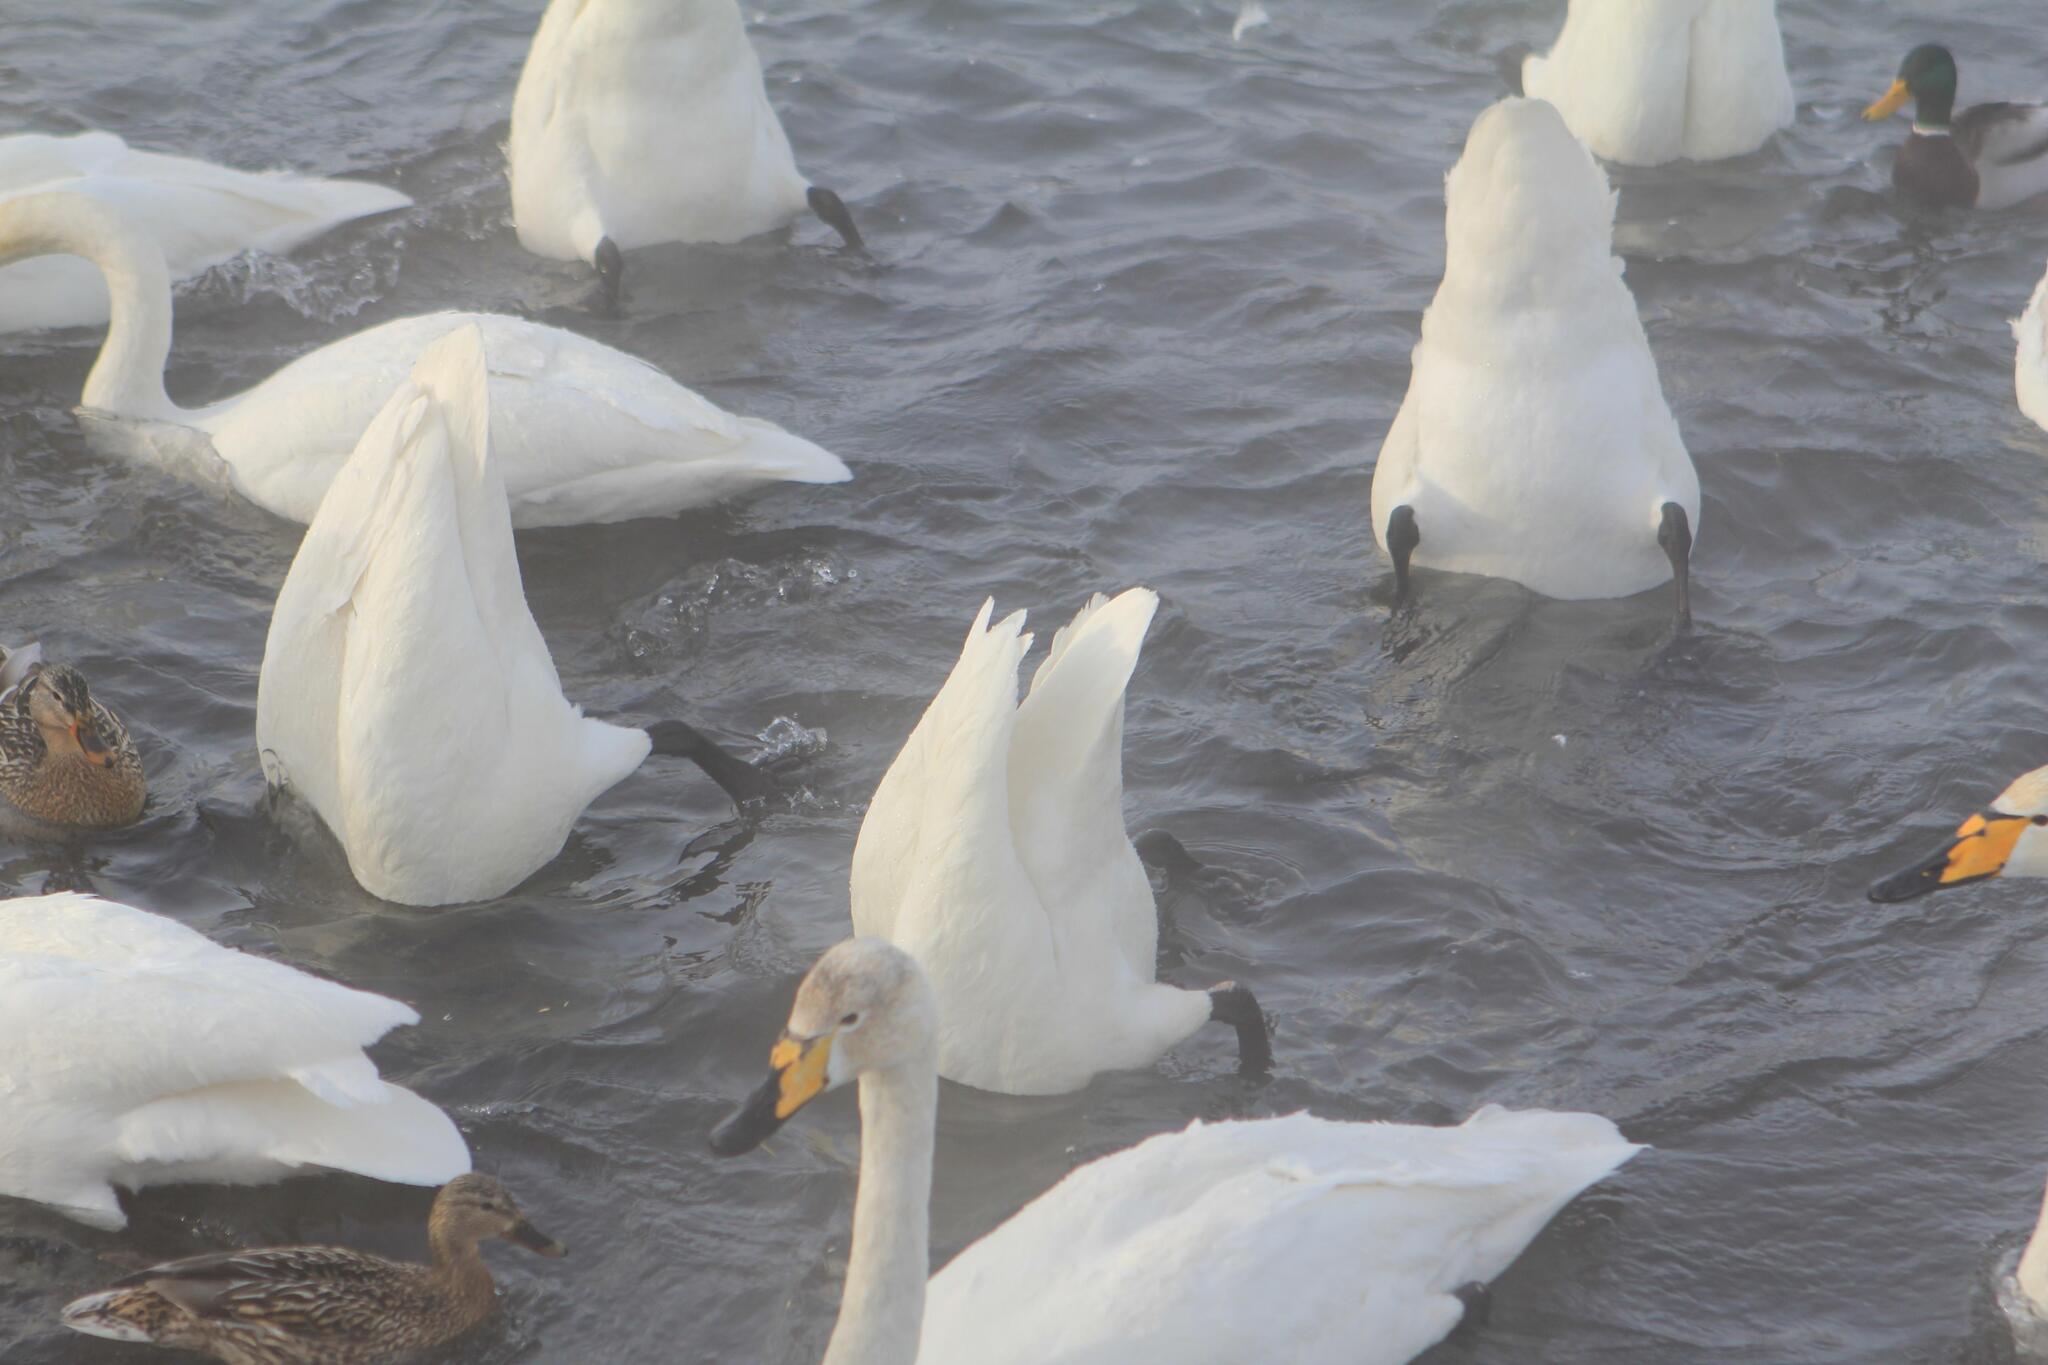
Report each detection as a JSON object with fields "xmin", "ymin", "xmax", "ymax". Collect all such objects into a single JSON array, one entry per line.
[
  {"xmin": 1868, "ymin": 763, "xmax": 2048, "ymax": 902},
  {"xmin": 0, "ymin": 131, "xmax": 407, "ymax": 334},
  {"xmin": 2016, "ymin": 268, "xmax": 2048, "ymax": 433},
  {"xmin": 1371, "ymin": 97, "xmax": 1700, "ymax": 624},
  {"xmin": 64, "ymin": 1174, "xmax": 564, "ymax": 1363},
  {"xmin": 1522, "ymin": 0, "xmax": 1792, "ymax": 166},
  {"xmin": 0, "ymin": 192, "xmax": 850, "ymax": 527},
  {"xmin": 1865, "ymin": 45, "xmax": 2048, "ymax": 210},
  {"xmin": 711, "ymin": 938, "xmax": 1641, "ymax": 1365},
  {"xmin": 849, "ymin": 589, "xmax": 1269, "ymax": 1095},
  {"xmin": 509, "ymin": 0, "xmax": 862, "ymax": 302},
  {"xmin": 0, "ymin": 641, "xmax": 145, "ymax": 830},
  {"xmin": 257, "ymin": 325, "xmax": 771, "ymax": 908},
  {"xmin": 0, "ymin": 892, "xmax": 469, "ymax": 1231}
]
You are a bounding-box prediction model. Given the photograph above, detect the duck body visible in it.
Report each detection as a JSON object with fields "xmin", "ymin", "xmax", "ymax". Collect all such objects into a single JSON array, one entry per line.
[
  {"xmin": 62, "ymin": 1173, "xmax": 564, "ymax": 1365},
  {"xmin": 0, "ymin": 893, "xmax": 469, "ymax": 1230},
  {"xmin": 1522, "ymin": 0, "xmax": 1792, "ymax": 166},
  {"xmin": 257, "ymin": 326, "xmax": 655, "ymax": 907},
  {"xmin": 849, "ymin": 589, "xmax": 1231, "ymax": 1096},
  {"xmin": 0, "ymin": 642, "xmax": 145, "ymax": 830},
  {"xmin": 1371, "ymin": 97, "xmax": 1699, "ymax": 612},
  {"xmin": 509, "ymin": 0, "xmax": 857, "ymax": 280},
  {"xmin": 0, "ymin": 131, "xmax": 407, "ymax": 334},
  {"xmin": 1866, "ymin": 46, "xmax": 2048, "ymax": 210},
  {"xmin": 0, "ymin": 192, "xmax": 849, "ymax": 528}
]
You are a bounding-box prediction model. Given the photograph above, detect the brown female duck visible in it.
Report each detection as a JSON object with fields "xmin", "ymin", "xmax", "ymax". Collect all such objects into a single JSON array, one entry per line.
[
  {"xmin": 59, "ymin": 1175, "xmax": 565, "ymax": 1364},
  {"xmin": 0, "ymin": 642, "xmax": 145, "ymax": 829}
]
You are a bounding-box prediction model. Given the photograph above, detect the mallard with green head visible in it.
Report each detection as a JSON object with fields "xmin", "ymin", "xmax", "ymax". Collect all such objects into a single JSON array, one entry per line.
[
  {"xmin": 59, "ymin": 1174, "xmax": 566, "ymax": 1364},
  {"xmin": 0, "ymin": 642, "xmax": 144, "ymax": 829},
  {"xmin": 1864, "ymin": 44, "xmax": 2048, "ymax": 209}
]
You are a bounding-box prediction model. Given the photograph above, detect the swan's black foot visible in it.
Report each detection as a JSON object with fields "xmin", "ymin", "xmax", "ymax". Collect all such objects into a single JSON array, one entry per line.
[
  {"xmin": 807, "ymin": 186, "xmax": 864, "ymax": 251},
  {"xmin": 1452, "ymin": 1281, "xmax": 1492, "ymax": 1334},
  {"xmin": 1207, "ymin": 982, "xmax": 1273, "ymax": 1076},
  {"xmin": 1134, "ymin": 828, "xmax": 1200, "ymax": 879},
  {"xmin": 1385, "ymin": 504, "xmax": 1420, "ymax": 608},
  {"xmin": 593, "ymin": 236, "xmax": 625, "ymax": 312},
  {"xmin": 1658, "ymin": 501, "xmax": 1692, "ymax": 631},
  {"xmin": 646, "ymin": 720, "xmax": 779, "ymax": 807}
]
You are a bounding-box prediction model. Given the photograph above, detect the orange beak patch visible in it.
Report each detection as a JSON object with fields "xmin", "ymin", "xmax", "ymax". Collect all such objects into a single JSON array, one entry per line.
[
  {"xmin": 770, "ymin": 1034, "xmax": 833, "ymax": 1119},
  {"xmin": 1864, "ymin": 79, "xmax": 1911, "ymax": 121},
  {"xmin": 1938, "ymin": 812, "xmax": 2028, "ymax": 885}
]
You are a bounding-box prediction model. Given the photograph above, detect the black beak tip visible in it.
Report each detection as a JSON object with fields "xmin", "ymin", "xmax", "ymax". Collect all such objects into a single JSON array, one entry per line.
[
  {"xmin": 1868, "ymin": 864, "xmax": 1941, "ymax": 904},
  {"xmin": 709, "ymin": 1113, "xmax": 763, "ymax": 1157},
  {"xmin": 509, "ymin": 1222, "xmax": 567, "ymax": 1258}
]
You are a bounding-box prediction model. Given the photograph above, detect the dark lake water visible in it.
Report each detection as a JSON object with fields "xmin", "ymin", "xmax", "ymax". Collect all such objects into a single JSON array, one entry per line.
[{"xmin": 6, "ymin": 0, "xmax": 2048, "ymax": 1360}]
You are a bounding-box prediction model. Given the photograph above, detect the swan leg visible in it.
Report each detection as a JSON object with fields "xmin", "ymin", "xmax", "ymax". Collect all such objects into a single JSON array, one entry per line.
[
  {"xmin": 1451, "ymin": 1281, "xmax": 1493, "ymax": 1334},
  {"xmin": 645, "ymin": 720, "xmax": 779, "ymax": 806},
  {"xmin": 594, "ymin": 237, "xmax": 625, "ymax": 311},
  {"xmin": 1207, "ymin": 982, "xmax": 1273, "ymax": 1076},
  {"xmin": 1133, "ymin": 828, "xmax": 1199, "ymax": 878},
  {"xmin": 807, "ymin": 186, "xmax": 865, "ymax": 251},
  {"xmin": 1657, "ymin": 501, "xmax": 1692, "ymax": 630},
  {"xmin": 1385, "ymin": 504, "xmax": 1420, "ymax": 606}
]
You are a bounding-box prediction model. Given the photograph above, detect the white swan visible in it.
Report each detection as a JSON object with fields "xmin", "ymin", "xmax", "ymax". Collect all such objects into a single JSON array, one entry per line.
[
  {"xmin": 0, "ymin": 892, "xmax": 469, "ymax": 1231},
  {"xmin": 0, "ymin": 192, "xmax": 850, "ymax": 527},
  {"xmin": 1868, "ymin": 763, "xmax": 2048, "ymax": 902},
  {"xmin": 1371, "ymin": 97, "xmax": 1701, "ymax": 624},
  {"xmin": 2015, "ymin": 267, "xmax": 2048, "ymax": 433},
  {"xmin": 1522, "ymin": 0, "xmax": 1793, "ymax": 166},
  {"xmin": 0, "ymin": 131, "xmax": 408, "ymax": 334},
  {"xmin": 711, "ymin": 938, "xmax": 1641, "ymax": 1365},
  {"xmin": 848, "ymin": 589, "xmax": 1269, "ymax": 1096},
  {"xmin": 257, "ymin": 325, "xmax": 773, "ymax": 908},
  {"xmin": 509, "ymin": 0, "xmax": 862, "ymax": 302}
]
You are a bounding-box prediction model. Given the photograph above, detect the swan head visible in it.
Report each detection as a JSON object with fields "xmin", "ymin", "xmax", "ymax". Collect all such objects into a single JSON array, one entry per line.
[
  {"xmin": 710, "ymin": 938, "xmax": 937, "ymax": 1156},
  {"xmin": 1444, "ymin": 97, "xmax": 1613, "ymax": 279},
  {"xmin": 1865, "ymin": 45, "xmax": 1958, "ymax": 122},
  {"xmin": 429, "ymin": 1174, "xmax": 565, "ymax": 1258},
  {"xmin": 1869, "ymin": 764, "xmax": 2048, "ymax": 902}
]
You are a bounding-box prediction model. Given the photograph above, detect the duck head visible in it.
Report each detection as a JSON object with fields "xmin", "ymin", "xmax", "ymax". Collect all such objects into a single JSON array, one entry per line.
[
  {"xmin": 431, "ymin": 1174, "xmax": 565, "ymax": 1258},
  {"xmin": 22, "ymin": 666, "xmax": 118, "ymax": 768},
  {"xmin": 1865, "ymin": 45, "xmax": 1960, "ymax": 128},
  {"xmin": 711, "ymin": 938, "xmax": 937, "ymax": 1155},
  {"xmin": 1869, "ymin": 764, "xmax": 2048, "ymax": 902}
]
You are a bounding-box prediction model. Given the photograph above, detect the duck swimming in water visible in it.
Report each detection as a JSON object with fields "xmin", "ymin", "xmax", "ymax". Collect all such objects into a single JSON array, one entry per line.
[
  {"xmin": 1864, "ymin": 45, "xmax": 2048, "ymax": 210},
  {"xmin": 0, "ymin": 642, "xmax": 144, "ymax": 830}
]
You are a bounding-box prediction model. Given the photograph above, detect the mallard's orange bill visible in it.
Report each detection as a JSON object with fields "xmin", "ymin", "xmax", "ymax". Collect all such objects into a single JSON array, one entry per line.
[{"xmin": 1864, "ymin": 79, "xmax": 1911, "ymax": 121}]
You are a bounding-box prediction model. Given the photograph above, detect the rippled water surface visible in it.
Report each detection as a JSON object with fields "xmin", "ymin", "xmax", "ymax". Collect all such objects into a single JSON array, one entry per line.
[{"xmin": 6, "ymin": 0, "xmax": 2048, "ymax": 1360}]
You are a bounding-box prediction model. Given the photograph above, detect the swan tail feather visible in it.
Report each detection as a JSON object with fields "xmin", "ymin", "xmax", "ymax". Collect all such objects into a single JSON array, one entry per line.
[{"xmin": 731, "ymin": 417, "xmax": 853, "ymax": 485}]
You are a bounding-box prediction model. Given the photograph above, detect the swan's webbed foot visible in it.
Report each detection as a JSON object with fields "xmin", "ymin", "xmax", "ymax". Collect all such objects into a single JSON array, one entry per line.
[
  {"xmin": 1451, "ymin": 1281, "xmax": 1493, "ymax": 1335},
  {"xmin": 1133, "ymin": 828, "xmax": 1200, "ymax": 879},
  {"xmin": 1385, "ymin": 504, "xmax": 1420, "ymax": 608},
  {"xmin": 593, "ymin": 236, "xmax": 625, "ymax": 312},
  {"xmin": 1207, "ymin": 982, "xmax": 1273, "ymax": 1076},
  {"xmin": 807, "ymin": 186, "xmax": 865, "ymax": 251},
  {"xmin": 646, "ymin": 720, "xmax": 779, "ymax": 807},
  {"xmin": 1658, "ymin": 501, "xmax": 1692, "ymax": 631}
]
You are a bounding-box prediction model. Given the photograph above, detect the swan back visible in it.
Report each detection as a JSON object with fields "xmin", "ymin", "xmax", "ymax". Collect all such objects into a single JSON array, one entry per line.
[
  {"xmin": 2016, "ymin": 267, "xmax": 2048, "ymax": 434},
  {"xmin": 256, "ymin": 325, "xmax": 650, "ymax": 906},
  {"xmin": 0, "ymin": 893, "xmax": 469, "ymax": 1228},
  {"xmin": 919, "ymin": 1106, "xmax": 1640, "ymax": 1365},
  {"xmin": 1370, "ymin": 97, "xmax": 1699, "ymax": 601},
  {"xmin": 1522, "ymin": 0, "xmax": 1793, "ymax": 166},
  {"xmin": 509, "ymin": 0, "xmax": 811, "ymax": 259}
]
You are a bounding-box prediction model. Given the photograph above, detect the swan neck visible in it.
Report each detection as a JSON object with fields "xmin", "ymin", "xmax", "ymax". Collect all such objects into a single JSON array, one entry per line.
[
  {"xmin": 2017, "ymin": 1173, "xmax": 2048, "ymax": 1316},
  {"xmin": 824, "ymin": 1060, "xmax": 937, "ymax": 1365}
]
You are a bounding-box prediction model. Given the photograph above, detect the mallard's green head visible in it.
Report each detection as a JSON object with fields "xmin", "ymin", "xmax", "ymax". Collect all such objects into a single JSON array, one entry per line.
[{"xmin": 1865, "ymin": 44, "xmax": 1959, "ymax": 126}]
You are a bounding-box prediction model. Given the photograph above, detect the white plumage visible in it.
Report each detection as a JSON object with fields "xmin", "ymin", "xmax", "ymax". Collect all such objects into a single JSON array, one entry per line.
[
  {"xmin": 850, "ymin": 589, "xmax": 1217, "ymax": 1095},
  {"xmin": 509, "ymin": 0, "xmax": 819, "ymax": 263},
  {"xmin": 0, "ymin": 130, "xmax": 408, "ymax": 333},
  {"xmin": 257, "ymin": 325, "xmax": 657, "ymax": 907},
  {"xmin": 0, "ymin": 893, "xmax": 469, "ymax": 1230},
  {"xmin": 1370, "ymin": 97, "xmax": 1700, "ymax": 604},
  {"xmin": 0, "ymin": 191, "xmax": 850, "ymax": 527},
  {"xmin": 1522, "ymin": 0, "xmax": 1793, "ymax": 166},
  {"xmin": 2015, "ymin": 266, "xmax": 2048, "ymax": 435}
]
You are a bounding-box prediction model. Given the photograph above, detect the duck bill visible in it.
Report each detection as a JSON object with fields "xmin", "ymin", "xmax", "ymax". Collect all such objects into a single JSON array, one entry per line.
[
  {"xmin": 1869, "ymin": 813, "xmax": 2029, "ymax": 902},
  {"xmin": 710, "ymin": 1032, "xmax": 834, "ymax": 1156},
  {"xmin": 70, "ymin": 721, "xmax": 113, "ymax": 767},
  {"xmin": 1864, "ymin": 79, "xmax": 1911, "ymax": 121},
  {"xmin": 507, "ymin": 1219, "xmax": 566, "ymax": 1258}
]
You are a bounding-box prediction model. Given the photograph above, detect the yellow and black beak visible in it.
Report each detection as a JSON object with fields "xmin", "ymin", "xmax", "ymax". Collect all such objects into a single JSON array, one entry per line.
[
  {"xmin": 71, "ymin": 721, "xmax": 113, "ymax": 767},
  {"xmin": 709, "ymin": 1031, "xmax": 834, "ymax": 1156},
  {"xmin": 1869, "ymin": 811, "xmax": 2032, "ymax": 902},
  {"xmin": 507, "ymin": 1218, "xmax": 567, "ymax": 1258},
  {"xmin": 1864, "ymin": 78, "xmax": 1911, "ymax": 122}
]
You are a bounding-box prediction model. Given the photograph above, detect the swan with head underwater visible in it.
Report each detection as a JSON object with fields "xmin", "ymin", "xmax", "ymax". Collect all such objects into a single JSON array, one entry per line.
[
  {"xmin": 0, "ymin": 129, "xmax": 408, "ymax": 334},
  {"xmin": 710, "ymin": 937, "xmax": 1642, "ymax": 1365},
  {"xmin": 1522, "ymin": 0, "xmax": 1793, "ymax": 166},
  {"xmin": 1863, "ymin": 45, "xmax": 2048, "ymax": 210},
  {"xmin": 258, "ymin": 324, "xmax": 781, "ymax": 908},
  {"xmin": 0, "ymin": 191, "xmax": 850, "ymax": 528},
  {"xmin": 848, "ymin": 587, "xmax": 1270, "ymax": 1095},
  {"xmin": 0, "ymin": 891, "xmax": 469, "ymax": 1231},
  {"xmin": 509, "ymin": 0, "xmax": 864, "ymax": 307},
  {"xmin": 1371, "ymin": 97, "xmax": 1700, "ymax": 626}
]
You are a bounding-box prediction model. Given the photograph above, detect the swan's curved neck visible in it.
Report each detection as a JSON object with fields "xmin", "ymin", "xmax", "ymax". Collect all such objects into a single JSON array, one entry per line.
[
  {"xmin": 825, "ymin": 1060, "xmax": 937, "ymax": 1365},
  {"xmin": 0, "ymin": 195, "xmax": 178, "ymax": 421},
  {"xmin": 2017, "ymin": 1173, "xmax": 2048, "ymax": 1315}
]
